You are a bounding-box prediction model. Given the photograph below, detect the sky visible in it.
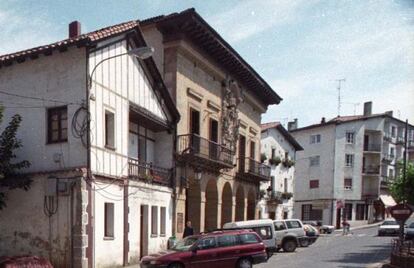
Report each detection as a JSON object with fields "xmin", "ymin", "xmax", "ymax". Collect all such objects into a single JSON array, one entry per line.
[{"xmin": 1, "ymin": 0, "xmax": 413, "ymax": 128}]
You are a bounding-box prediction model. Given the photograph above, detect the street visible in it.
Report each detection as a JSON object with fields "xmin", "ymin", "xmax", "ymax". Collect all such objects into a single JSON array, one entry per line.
[{"xmin": 260, "ymin": 226, "xmax": 392, "ymax": 268}]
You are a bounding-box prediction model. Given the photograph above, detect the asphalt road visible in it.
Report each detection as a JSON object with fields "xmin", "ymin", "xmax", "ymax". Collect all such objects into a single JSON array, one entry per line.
[{"xmin": 259, "ymin": 226, "xmax": 393, "ymax": 268}]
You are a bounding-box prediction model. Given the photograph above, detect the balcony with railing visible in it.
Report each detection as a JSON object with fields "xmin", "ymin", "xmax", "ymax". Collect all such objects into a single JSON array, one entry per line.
[
  {"xmin": 176, "ymin": 133, "xmax": 234, "ymax": 171},
  {"xmin": 363, "ymin": 143, "xmax": 381, "ymax": 153},
  {"xmin": 362, "ymin": 165, "xmax": 380, "ymax": 175},
  {"xmin": 383, "ymin": 132, "xmax": 392, "ymax": 142},
  {"xmin": 382, "ymin": 153, "xmax": 394, "ymax": 163},
  {"xmin": 396, "ymin": 136, "xmax": 405, "ymax": 145},
  {"xmin": 408, "ymin": 140, "xmax": 414, "ymax": 149},
  {"xmin": 128, "ymin": 158, "xmax": 172, "ymax": 187},
  {"xmin": 236, "ymin": 157, "xmax": 271, "ymax": 182}
]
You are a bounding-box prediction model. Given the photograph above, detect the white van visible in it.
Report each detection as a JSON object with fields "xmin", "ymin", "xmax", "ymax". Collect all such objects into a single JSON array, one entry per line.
[{"xmin": 223, "ymin": 219, "xmax": 277, "ymax": 258}]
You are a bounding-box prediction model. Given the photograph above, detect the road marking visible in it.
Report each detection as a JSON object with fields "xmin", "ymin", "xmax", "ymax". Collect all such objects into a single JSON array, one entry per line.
[{"xmin": 357, "ymin": 234, "xmax": 366, "ymax": 237}]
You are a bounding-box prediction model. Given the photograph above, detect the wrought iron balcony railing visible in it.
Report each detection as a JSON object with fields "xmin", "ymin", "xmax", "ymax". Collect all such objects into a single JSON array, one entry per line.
[
  {"xmin": 238, "ymin": 157, "xmax": 271, "ymax": 180},
  {"xmin": 362, "ymin": 165, "xmax": 380, "ymax": 175},
  {"xmin": 177, "ymin": 133, "xmax": 234, "ymax": 166},
  {"xmin": 363, "ymin": 143, "xmax": 381, "ymax": 152},
  {"xmin": 128, "ymin": 158, "xmax": 172, "ymax": 187}
]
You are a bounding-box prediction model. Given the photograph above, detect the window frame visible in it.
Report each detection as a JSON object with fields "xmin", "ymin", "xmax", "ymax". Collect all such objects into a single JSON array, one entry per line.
[
  {"xmin": 309, "ymin": 179, "xmax": 319, "ymax": 189},
  {"xmin": 309, "ymin": 156, "xmax": 320, "ymax": 167},
  {"xmin": 310, "ymin": 134, "xmax": 321, "ymax": 144},
  {"xmin": 151, "ymin": 206, "xmax": 158, "ymax": 236},
  {"xmin": 345, "ymin": 154, "xmax": 354, "ymax": 167},
  {"xmin": 344, "ymin": 178, "xmax": 353, "ymax": 190},
  {"xmin": 346, "ymin": 132, "xmax": 355, "ymax": 144},
  {"xmin": 160, "ymin": 207, "xmax": 166, "ymax": 236},
  {"xmin": 47, "ymin": 106, "xmax": 68, "ymax": 144},
  {"xmin": 104, "ymin": 202, "xmax": 115, "ymax": 239},
  {"xmin": 104, "ymin": 109, "xmax": 116, "ymax": 150}
]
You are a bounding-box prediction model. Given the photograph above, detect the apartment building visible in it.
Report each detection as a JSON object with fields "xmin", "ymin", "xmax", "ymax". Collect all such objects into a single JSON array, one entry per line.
[
  {"xmin": 140, "ymin": 9, "xmax": 281, "ymax": 235},
  {"xmin": 290, "ymin": 102, "xmax": 414, "ymax": 228},
  {"xmin": 259, "ymin": 122, "xmax": 303, "ymax": 220},
  {"xmin": 0, "ymin": 21, "xmax": 179, "ymax": 267}
]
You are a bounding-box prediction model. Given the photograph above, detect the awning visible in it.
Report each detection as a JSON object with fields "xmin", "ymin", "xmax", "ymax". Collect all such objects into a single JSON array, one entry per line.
[{"xmin": 379, "ymin": 194, "xmax": 397, "ymax": 208}]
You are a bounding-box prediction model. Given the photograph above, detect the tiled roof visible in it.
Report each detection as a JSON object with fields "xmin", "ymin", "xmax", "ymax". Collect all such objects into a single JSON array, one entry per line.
[
  {"xmin": 261, "ymin": 121, "xmax": 303, "ymax": 150},
  {"xmin": 261, "ymin": 122, "xmax": 281, "ymax": 131},
  {"xmin": 0, "ymin": 20, "xmax": 139, "ymax": 66}
]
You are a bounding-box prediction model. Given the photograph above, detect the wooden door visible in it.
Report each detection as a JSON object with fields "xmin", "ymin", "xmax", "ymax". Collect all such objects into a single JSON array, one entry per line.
[{"xmin": 140, "ymin": 205, "xmax": 149, "ymax": 259}]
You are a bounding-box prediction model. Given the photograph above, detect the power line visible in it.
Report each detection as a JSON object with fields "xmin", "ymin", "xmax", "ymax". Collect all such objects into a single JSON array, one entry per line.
[{"xmin": 0, "ymin": 90, "xmax": 83, "ymax": 106}]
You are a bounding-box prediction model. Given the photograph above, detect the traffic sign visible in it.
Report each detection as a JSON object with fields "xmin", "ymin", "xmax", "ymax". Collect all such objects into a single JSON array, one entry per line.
[{"xmin": 389, "ymin": 204, "xmax": 413, "ymax": 222}]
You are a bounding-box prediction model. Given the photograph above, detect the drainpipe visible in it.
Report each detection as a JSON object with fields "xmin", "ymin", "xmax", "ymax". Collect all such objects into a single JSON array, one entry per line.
[{"xmin": 171, "ymin": 125, "xmax": 178, "ymax": 236}]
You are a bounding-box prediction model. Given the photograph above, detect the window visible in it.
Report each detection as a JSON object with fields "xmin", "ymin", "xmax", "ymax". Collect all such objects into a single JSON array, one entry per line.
[
  {"xmin": 217, "ymin": 235, "xmax": 237, "ymax": 247},
  {"xmin": 151, "ymin": 206, "xmax": 158, "ymax": 236},
  {"xmin": 389, "ymin": 169, "xmax": 394, "ymax": 179},
  {"xmin": 105, "ymin": 110, "xmax": 115, "ymax": 149},
  {"xmin": 309, "ymin": 156, "xmax": 320, "ymax": 167},
  {"xmin": 344, "ymin": 178, "xmax": 353, "ymax": 190},
  {"xmin": 198, "ymin": 237, "xmax": 216, "ymax": 250},
  {"xmin": 47, "ymin": 106, "xmax": 68, "ymax": 143},
  {"xmin": 302, "ymin": 205, "xmax": 312, "ymax": 221},
  {"xmin": 250, "ymin": 141, "xmax": 256, "ymax": 159},
  {"xmin": 356, "ymin": 204, "xmax": 366, "ymax": 220},
  {"xmin": 284, "ymin": 178, "xmax": 288, "ymax": 192},
  {"xmin": 239, "ymin": 233, "xmax": 259, "ymax": 244},
  {"xmin": 190, "ymin": 108, "xmax": 200, "ymax": 135},
  {"xmin": 160, "ymin": 207, "xmax": 166, "ymax": 236},
  {"xmin": 310, "ymin": 134, "xmax": 321, "ymax": 144},
  {"xmin": 286, "ymin": 220, "xmax": 302, "ymax": 229},
  {"xmin": 344, "ymin": 204, "xmax": 353, "ymax": 220},
  {"xmin": 391, "ymin": 126, "xmax": 396, "ymax": 138},
  {"xmin": 104, "ymin": 203, "xmax": 114, "ymax": 238},
  {"xmin": 390, "ymin": 147, "xmax": 395, "ymax": 158},
  {"xmin": 271, "ymin": 148, "xmax": 276, "ymax": 159},
  {"xmin": 252, "ymin": 226, "xmax": 272, "ymax": 240},
  {"xmin": 346, "ymin": 132, "xmax": 355, "ymax": 144},
  {"xmin": 309, "ymin": 179, "xmax": 319, "ymax": 189},
  {"xmin": 274, "ymin": 221, "xmax": 287, "ymax": 231},
  {"xmin": 345, "ymin": 154, "xmax": 354, "ymax": 167}
]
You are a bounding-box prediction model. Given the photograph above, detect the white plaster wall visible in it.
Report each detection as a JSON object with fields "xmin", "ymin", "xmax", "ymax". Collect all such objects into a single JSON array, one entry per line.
[{"xmin": 0, "ymin": 48, "xmax": 87, "ymax": 172}]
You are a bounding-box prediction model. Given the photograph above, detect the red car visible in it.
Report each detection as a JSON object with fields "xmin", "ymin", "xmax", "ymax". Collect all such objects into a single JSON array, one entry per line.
[{"xmin": 140, "ymin": 229, "xmax": 267, "ymax": 268}]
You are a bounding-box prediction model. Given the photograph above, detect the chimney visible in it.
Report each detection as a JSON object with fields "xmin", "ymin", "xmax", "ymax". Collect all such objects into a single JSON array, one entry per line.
[
  {"xmin": 363, "ymin": 101, "xmax": 372, "ymax": 116},
  {"xmin": 321, "ymin": 117, "xmax": 326, "ymax": 124},
  {"xmin": 69, "ymin": 21, "xmax": 81, "ymax": 38},
  {"xmin": 288, "ymin": 118, "xmax": 298, "ymax": 131},
  {"xmin": 385, "ymin": 111, "xmax": 393, "ymax": 117}
]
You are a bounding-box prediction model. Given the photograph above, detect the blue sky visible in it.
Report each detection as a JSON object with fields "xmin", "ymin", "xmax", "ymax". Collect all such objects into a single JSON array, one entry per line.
[{"xmin": 1, "ymin": 0, "xmax": 413, "ymax": 127}]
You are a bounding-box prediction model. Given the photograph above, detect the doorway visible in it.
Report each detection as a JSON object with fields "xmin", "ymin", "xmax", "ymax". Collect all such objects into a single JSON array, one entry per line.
[
  {"xmin": 336, "ymin": 208, "xmax": 342, "ymax": 229},
  {"xmin": 209, "ymin": 119, "xmax": 219, "ymax": 160},
  {"xmin": 238, "ymin": 135, "xmax": 246, "ymax": 172},
  {"xmin": 190, "ymin": 108, "xmax": 200, "ymax": 153},
  {"xmin": 140, "ymin": 205, "xmax": 149, "ymax": 259}
]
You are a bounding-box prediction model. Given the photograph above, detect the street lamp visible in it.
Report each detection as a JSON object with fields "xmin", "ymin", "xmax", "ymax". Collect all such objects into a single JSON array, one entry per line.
[{"xmin": 88, "ymin": 46, "xmax": 154, "ymax": 89}]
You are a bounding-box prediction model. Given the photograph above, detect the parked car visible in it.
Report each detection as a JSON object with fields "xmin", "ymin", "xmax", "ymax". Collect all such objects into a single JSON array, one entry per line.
[
  {"xmin": 223, "ymin": 219, "xmax": 277, "ymax": 258},
  {"xmin": 273, "ymin": 219, "xmax": 308, "ymax": 251},
  {"xmin": 319, "ymin": 225, "xmax": 335, "ymax": 234},
  {"xmin": 303, "ymin": 224, "xmax": 319, "ymax": 245},
  {"xmin": 378, "ymin": 219, "xmax": 400, "ymax": 236},
  {"xmin": 140, "ymin": 229, "xmax": 267, "ymax": 268},
  {"xmin": 404, "ymin": 222, "xmax": 414, "ymax": 240},
  {"xmin": 0, "ymin": 256, "xmax": 53, "ymax": 268}
]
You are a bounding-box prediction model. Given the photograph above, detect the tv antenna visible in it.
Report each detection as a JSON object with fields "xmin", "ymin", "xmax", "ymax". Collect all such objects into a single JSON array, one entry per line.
[
  {"xmin": 335, "ymin": 78, "xmax": 346, "ymax": 116},
  {"xmin": 343, "ymin": 102, "xmax": 360, "ymax": 115}
]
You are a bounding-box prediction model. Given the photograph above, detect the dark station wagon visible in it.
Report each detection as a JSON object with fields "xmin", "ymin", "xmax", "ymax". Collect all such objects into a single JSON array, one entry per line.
[{"xmin": 140, "ymin": 229, "xmax": 267, "ymax": 268}]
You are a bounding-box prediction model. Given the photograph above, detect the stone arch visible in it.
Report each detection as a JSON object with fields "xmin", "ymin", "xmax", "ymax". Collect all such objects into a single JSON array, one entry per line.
[
  {"xmin": 204, "ymin": 179, "xmax": 219, "ymax": 232},
  {"xmin": 235, "ymin": 185, "xmax": 245, "ymax": 221},
  {"xmin": 247, "ymin": 188, "xmax": 256, "ymax": 220},
  {"xmin": 187, "ymin": 180, "xmax": 201, "ymax": 234},
  {"xmin": 221, "ymin": 182, "xmax": 233, "ymax": 227}
]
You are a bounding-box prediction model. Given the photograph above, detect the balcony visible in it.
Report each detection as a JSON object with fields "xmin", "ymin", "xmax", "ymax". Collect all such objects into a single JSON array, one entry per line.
[
  {"xmin": 408, "ymin": 140, "xmax": 414, "ymax": 149},
  {"xmin": 383, "ymin": 132, "xmax": 392, "ymax": 142},
  {"xmin": 362, "ymin": 165, "xmax": 380, "ymax": 175},
  {"xmin": 363, "ymin": 143, "xmax": 381, "ymax": 153},
  {"xmin": 128, "ymin": 158, "xmax": 172, "ymax": 187},
  {"xmin": 236, "ymin": 157, "xmax": 271, "ymax": 182},
  {"xmin": 382, "ymin": 154, "xmax": 394, "ymax": 163},
  {"xmin": 176, "ymin": 133, "xmax": 234, "ymax": 171},
  {"xmin": 396, "ymin": 136, "xmax": 405, "ymax": 145},
  {"xmin": 266, "ymin": 191, "xmax": 283, "ymax": 208},
  {"xmin": 380, "ymin": 176, "xmax": 393, "ymax": 189}
]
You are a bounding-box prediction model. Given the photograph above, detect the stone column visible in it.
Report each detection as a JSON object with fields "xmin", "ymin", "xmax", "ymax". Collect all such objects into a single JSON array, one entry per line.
[
  {"xmin": 231, "ymin": 196, "xmax": 236, "ymax": 222},
  {"xmin": 200, "ymin": 192, "xmax": 206, "ymax": 233},
  {"xmin": 72, "ymin": 177, "xmax": 89, "ymax": 268}
]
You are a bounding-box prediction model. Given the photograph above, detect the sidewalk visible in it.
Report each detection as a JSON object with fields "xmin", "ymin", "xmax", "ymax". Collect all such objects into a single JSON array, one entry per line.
[{"xmin": 333, "ymin": 221, "xmax": 383, "ymax": 233}]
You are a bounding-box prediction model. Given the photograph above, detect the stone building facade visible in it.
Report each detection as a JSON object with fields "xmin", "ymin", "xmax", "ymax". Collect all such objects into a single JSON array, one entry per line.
[{"xmin": 141, "ymin": 9, "xmax": 281, "ymax": 236}]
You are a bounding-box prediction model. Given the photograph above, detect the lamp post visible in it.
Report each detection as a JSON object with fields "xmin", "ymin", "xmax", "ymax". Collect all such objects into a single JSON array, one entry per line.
[{"xmin": 88, "ymin": 46, "xmax": 154, "ymax": 89}]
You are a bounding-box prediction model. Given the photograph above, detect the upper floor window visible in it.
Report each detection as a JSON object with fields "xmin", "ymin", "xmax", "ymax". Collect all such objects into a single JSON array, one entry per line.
[
  {"xmin": 346, "ymin": 132, "xmax": 355, "ymax": 144},
  {"xmin": 309, "ymin": 179, "xmax": 319, "ymax": 189},
  {"xmin": 390, "ymin": 147, "xmax": 395, "ymax": 158},
  {"xmin": 105, "ymin": 110, "xmax": 115, "ymax": 149},
  {"xmin": 309, "ymin": 156, "xmax": 320, "ymax": 167},
  {"xmin": 345, "ymin": 154, "xmax": 354, "ymax": 167},
  {"xmin": 391, "ymin": 126, "xmax": 396, "ymax": 138},
  {"xmin": 250, "ymin": 141, "xmax": 256, "ymax": 160},
  {"xmin": 310, "ymin": 134, "xmax": 321, "ymax": 144},
  {"xmin": 47, "ymin": 106, "xmax": 68, "ymax": 143},
  {"xmin": 344, "ymin": 178, "xmax": 353, "ymax": 190},
  {"xmin": 271, "ymin": 148, "xmax": 276, "ymax": 159}
]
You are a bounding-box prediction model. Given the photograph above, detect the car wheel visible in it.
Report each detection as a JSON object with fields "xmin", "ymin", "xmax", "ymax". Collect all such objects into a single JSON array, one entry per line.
[
  {"xmin": 168, "ymin": 263, "xmax": 183, "ymax": 268},
  {"xmin": 237, "ymin": 258, "xmax": 252, "ymax": 268},
  {"xmin": 283, "ymin": 240, "xmax": 297, "ymax": 252},
  {"xmin": 300, "ymin": 239, "xmax": 310, "ymax": 247}
]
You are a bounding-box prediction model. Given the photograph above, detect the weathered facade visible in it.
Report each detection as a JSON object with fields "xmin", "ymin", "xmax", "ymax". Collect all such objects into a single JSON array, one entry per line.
[
  {"xmin": 0, "ymin": 21, "xmax": 179, "ymax": 268},
  {"xmin": 290, "ymin": 102, "xmax": 414, "ymax": 228},
  {"xmin": 259, "ymin": 122, "xmax": 303, "ymax": 220},
  {"xmin": 141, "ymin": 9, "xmax": 281, "ymax": 236}
]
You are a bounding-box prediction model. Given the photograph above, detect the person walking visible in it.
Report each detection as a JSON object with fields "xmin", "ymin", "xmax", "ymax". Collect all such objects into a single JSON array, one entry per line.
[
  {"xmin": 183, "ymin": 221, "xmax": 194, "ymax": 238},
  {"xmin": 342, "ymin": 219, "xmax": 350, "ymax": 235}
]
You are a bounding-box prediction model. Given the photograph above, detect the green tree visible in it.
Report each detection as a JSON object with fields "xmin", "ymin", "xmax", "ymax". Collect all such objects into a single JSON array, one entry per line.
[
  {"xmin": 0, "ymin": 106, "xmax": 32, "ymax": 209},
  {"xmin": 389, "ymin": 161, "xmax": 414, "ymax": 205}
]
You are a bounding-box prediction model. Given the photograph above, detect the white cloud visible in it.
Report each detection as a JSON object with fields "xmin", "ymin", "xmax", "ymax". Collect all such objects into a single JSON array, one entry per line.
[
  {"xmin": 0, "ymin": 6, "xmax": 62, "ymax": 55},
  {"xmin": 207, "ymin": 0, "xmax": 313, "ymax": 43}
]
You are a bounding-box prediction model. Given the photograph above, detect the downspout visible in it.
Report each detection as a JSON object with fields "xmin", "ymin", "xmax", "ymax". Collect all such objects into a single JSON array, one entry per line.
[
  {"xmin": 331, "ymin": 125, "xmax": 337, "ymax": 226},
  {"xmin": 171, "ymin": 125, "xmax": 178, "ymax": 236}
]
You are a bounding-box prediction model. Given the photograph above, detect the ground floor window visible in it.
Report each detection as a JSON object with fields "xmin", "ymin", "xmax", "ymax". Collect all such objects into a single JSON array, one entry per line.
[
  {"xmin": 302, "ymin": 204, "xmax": 323, "ymax": 221},
  {"xmin": 151, "ymin": 206, "xmax": 158, "ymax": 236},
  {"xmin": 344, "ymin": 203, "xmax": 353, "ymax": 220},
  {"xmin": 160, "ymin": 207, "xmax": 166, "ymax": 236},
  {"xmin": 356, "ymin": 204, "xmax": 368, "ymax": 220},
  {"xmin": 104, "ymin": 203, "xmax": 114, "ymax": 238}
]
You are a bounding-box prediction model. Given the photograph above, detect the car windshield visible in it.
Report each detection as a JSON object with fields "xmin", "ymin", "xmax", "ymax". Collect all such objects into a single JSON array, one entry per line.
[
  {"xmin": 409, "ymin": 223, "xmax": 414, "ymax": 229},
  {"xmin": 171, "ymin": 236, "xmax": 199, "ymax": 252},
  {"xmin": 382, "ymin": 220, "xmax": 398, "ymax": 225}
]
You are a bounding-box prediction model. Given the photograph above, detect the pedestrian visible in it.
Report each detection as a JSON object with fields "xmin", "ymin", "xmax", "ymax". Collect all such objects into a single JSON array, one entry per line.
[
  {"xmin": 342, "ymin": 219, "xmax": 350, "ymax": 235},
  {"xmin": 183, "ymin": 220, "xmax": 194, "ymax": 238}
]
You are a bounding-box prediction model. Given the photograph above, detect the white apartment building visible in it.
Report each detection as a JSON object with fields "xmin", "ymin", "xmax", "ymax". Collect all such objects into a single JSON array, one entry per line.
[
  {"xmin": 259, "ymin": 122, "xmax": 303, "ymax": 220},
  {"xmin": 0, "ymin": 21, "xmax": 179, "ymax": 268},
  {"xmin": 290, "ymin": 102, "xmax": 414, "ymax": 228}
]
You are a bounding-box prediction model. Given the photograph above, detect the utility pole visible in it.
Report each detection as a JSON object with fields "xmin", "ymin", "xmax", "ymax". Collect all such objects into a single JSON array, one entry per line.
[
  {"xmin": 399, "ymin": 119, "xmax": 409, "ymax": 241},
  {"xmin": 335, "ymin": 78, "xmax": 346, "ymax": 116}
]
